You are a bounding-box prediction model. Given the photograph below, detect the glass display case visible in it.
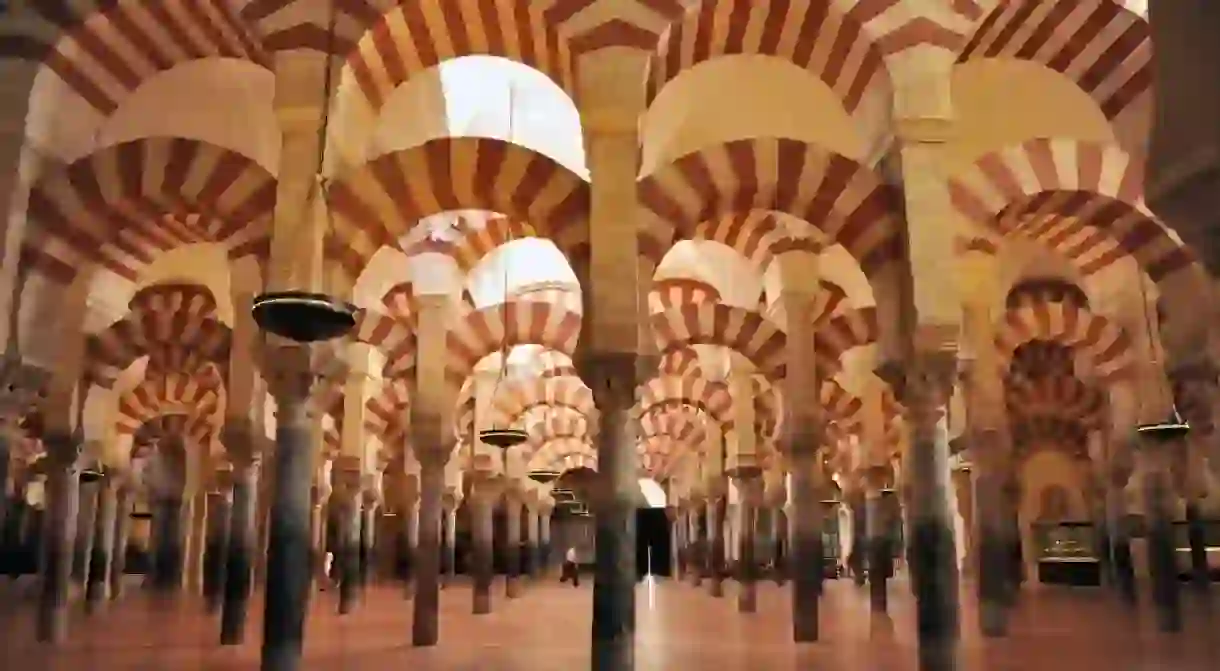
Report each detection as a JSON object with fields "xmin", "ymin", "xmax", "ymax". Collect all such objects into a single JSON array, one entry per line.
[{"xmin": 1032, "ymin": 521, "xmax": 1101, "ymax": 586}]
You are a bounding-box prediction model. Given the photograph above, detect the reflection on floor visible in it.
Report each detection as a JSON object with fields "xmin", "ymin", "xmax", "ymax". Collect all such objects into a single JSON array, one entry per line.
[{"xmin": 2, "ymin": 576, "xmax": 1218, "ymax": 670}]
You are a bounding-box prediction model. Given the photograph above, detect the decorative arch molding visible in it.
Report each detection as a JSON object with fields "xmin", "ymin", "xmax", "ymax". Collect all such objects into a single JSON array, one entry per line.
[
  {"xmin": 994, "ymin": 299, "xmax": 1133, "ymax": 381},
  {"xmin": 350, "ymin": 308, "xmax": 416, "ymax": 377},
  {"xmin": 638, "ymin": 375, "xmax": 733, "ymax": 427},
  {"xmin": 524, "ymin": 410, "xmax": 592, "ymax": 456},
  {"xmin": 946, "ymin": 138, "xmax": 1197, "ymax": 287},
  {"xmin": 401, "ymin": 216, "xmax": 540, "ymax": 277},
  {"xmin": 650, "ymin": 303, "xmax": 786, "ymax": 380},
  {"xmin": 476, "ymin": 375, "xmax": 597, "ymax": 437},
  {"xmin": 325, "ymin": 137, "xmax": 589, "ymax": 279},
  {"xmin": 5, "ymin": 0, "xmax": 270, "ymax": 116},
  {"xmin": 445, "ymin": 300, "xmax": 583, "ymax": 386},
  {"xmin": 115, "ymin": 372, "xmax": 221, "ymax": 442},
  {"xmin": 528, "ymin": 437, "xmax": 596, "ymax": 474},
  {"xmin": 1006, "ymin": 374, "xmax": 1107, "ymax": 429},
  {"xmin": 658, "ymin": 346, "xmax": 702, "ymax": 378},
  {"xmin": 813, "ymin": 306, "xmax": 877, "ymax": 375},
  {"xmin": 956, "ymin": 0, "xmax": 1150, "ymax": 121},
  {"xmin": 364, "ymin": 376, "xmax": 411, "ymax": 442},
  {"xmin": 647, "ymin": 277, "xmax": 721, "ymax": 314},
  {"xmin": 22, "ymin": 136, "xmax": 275, "ymax": 286},
  {"xmin": 646, "ymin": 0, "xmax": 894, "ymax": 128}
]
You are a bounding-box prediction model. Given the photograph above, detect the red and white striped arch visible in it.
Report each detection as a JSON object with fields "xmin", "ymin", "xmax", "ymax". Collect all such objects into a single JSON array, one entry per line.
[
  {"xmin": 131, "ymin": 413, "xmax": 212, "ymax": 454},
  {"xmin": 650, "ymin": 303, "xmax": 786, "ymax": 379},
  {"xmin": 310, "ymin": 375, "xmax": 347, "ymax": 429},
  {"xmin": 446, "ymin": 300, "xmax": 583, "ymax": 386},
  {"xmin": 646, "ymin": 0, "xmax": 895, "ymax": 123},
  {"xmin": 994, "ymin": 300, "xmax": 1133, "ymax": 380},
  {"xmin": 525, "ymin": 411, "xmax": 592, "ymax": 454},
  {"xmin": 637, "ymin": 138, "xmax": 904, "ymax": 286},
  {"xmin": 957, "ymin": 1, "xmax": 1150, "ymax": 121},
  {"xmin": 812, "ymin": 306, "xmax": 879, "ymax": 375},
  {"xmin": 510, "ymin": 281, "xmax": 584, "ymax": 316},
  {"xmin": 1005, "ymin": 374, "xmax": 1107, "ymax": 429},
  {"xmin": 638, "ymin": 375, "xmax": 734, "ymax": 427},
  {"xmin": 528, "ymin": 437, "xmax": 597, "ymax": 474},
  {"xmin": 658, "ymin": 346, "xmax": 702, "ymax": 378},
  {"xmin": 319, "ymin": 0, "xmax": 576, "ymax": 113},
  {"xmin": 640, "ymin": 409, "xmax": 707, "ymax": 449},
  {"xmin": 820, "ymin": 379, "xmax": 865, "ymax": 428},
  {"xmin": 364, "ymin": 377, "xmax": 411, "ymax": 441},
  {"xmin": 325, "ymin": 137, "xmax": 589, "ymax": 279},
  {"xmin": 115, "ymin": 372, "xmax": 222, "ymax": 439},
  {"xmin": 381, "ymin": 282, "xmax": 417, "ymax": 325},
  {"xmin": 9, "ymin": 0, "xmax": 269, "ymax": 115},
  {"xmin": 1010, "ymin": 416, "xmax": 1092, "ymax": 457},
  {"xmin": 638, "ymin": 437, "xmax": 678, "ymax": 478},
  {"xmin": 647, "ymin": 277, "xmax": 721, "ymax": 314},
  {"xmin": 322, "ymin": 421, "xmax": 341, "ymax": 459},
  {"xmin": 401, "ymin": 217, "xmax": 540, "ymax": 275},
  {"xmin": 691, "ymin": 212, "xmax": 820, "ymax": 271},
  {"xmin": 765, "ymin": 279, "xmax": 849, "ymax": 331},
  {"xmin": 23, "ymin": 137, "xmax": 276, "ymax": 285},
  {"xmin": 484, "ymin": 375, "xmax": 597, "ymax": 430},
  {"xmin": 351, "ymin": 308, "xmax": 416, "ymax": 378},
  {"xmin": 88, "ymin": 283, "xmax": 230, "ymax": 388},
  {"xmin": 946, "ymin": 138, "xmax": 1197, "ymax": 285}
]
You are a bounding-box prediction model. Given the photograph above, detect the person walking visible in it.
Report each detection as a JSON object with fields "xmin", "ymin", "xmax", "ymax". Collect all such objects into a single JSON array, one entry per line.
[{"xmin": 560, "ymin": 546, "xmax": 580, "ymax": 587}]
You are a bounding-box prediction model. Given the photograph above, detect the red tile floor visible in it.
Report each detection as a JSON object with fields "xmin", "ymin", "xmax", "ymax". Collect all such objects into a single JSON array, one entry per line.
[{"xmin": 2, "ymin": 576, "xmax": 1218, "ymax": 670}]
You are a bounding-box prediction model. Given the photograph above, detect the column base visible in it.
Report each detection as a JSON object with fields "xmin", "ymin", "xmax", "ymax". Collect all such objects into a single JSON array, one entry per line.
[
  {"xmin": 506, "ymin": 577, "xmax": 523, "ymax": 598},
  {"xmin": 473, "ymin": 590, "xmax": 492, "ymax": 615},
  {"xmin": 738, "ymin": 583, "xmax": 757, "ymax": 613}
]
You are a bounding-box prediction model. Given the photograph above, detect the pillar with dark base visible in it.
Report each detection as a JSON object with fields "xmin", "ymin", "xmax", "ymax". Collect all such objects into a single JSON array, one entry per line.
[
  {"xmin": 411, "ymin": 458, "xmax": 445, "ymax": 646},
  {"xmin": 470, "ymin": 479, "xmax": 497, "ymax": 615},
  {"xmin": 1106, "ymin": 476, "xmax": 1138, "ymax": 605},
  {"xmin": 788, "ymin": 451, "xmax": 824, "ymax": 642},
  {"xmin": 331, "ymin": 458, "xmax": 362, "ymax": 616},
  {"xmin": 221, "ymin": 458, "xmax": 258, "ymax": 645},
  {"xmin": 109, "ymin": 486, "xmax": 132, "ymax": 600},
  {"xmin": 151, "ymin": 497, "xmax": 185, "ymax": 594},
  {"xmin": 85, "ymin": 480, "xmax": 118, "ymax": 613},
  {"xmin": 358, "ymin": 500, "xmax": 376, "ymax": 589},
  {"xmin": 525, "ymin": 506, "xmax": 540, "ymax": 580},
  {"xmin": 36, "ymin": 435, "xmax": 82, "ymax": 644},
  {"xmin": 735, "ymin": 474, "xmax": 761, "ymax": 613},
  {"xmin": 260, "ymin": 345, "xmax": 318, "ymax": 671},
  {"xmin": 973, "ymin": 456, "xmax": 1009, "ymax": 637},
  {"xmin": 581, "ymin": 352, "xmax": 640, "ymax": 671},
  {"xmin": 771, "ymin": 507, "xmax": 786, "ymax": 586},
  {"xmin": 399, "ymin": 496, "xmax": 418, "ymax": 598},
  {"xmin": 848, "ymin": 489, "xmax": 867, "ymax": 587},
  {"xmin": 439, "ymin": 493, "xmax": 458, "ymax": 590},
  {"xmin": 73, "ymin": 479, "xmax": 98, "ymax": 589},
  {"xmin": 863, "ymin": 468, "xmax": 892, "ymax": 616},
  {"xmin": 1140, "ymin": 446, "xmax": 1182, "ymax": 632},
  {"xmin": 688, "ymin": 504, "xmax": 703, "ymax": 587},
  {"xmin": 1000, "ymin": 479, "xmax": 1024, "ymax": 606},
  {"xmin": 202, "ymin": 490, "xmax": 231, "ymax": 614},
  {"xmin": 880, "ymin": 356, "xmax": 960, "ymax": 670},
  {"xmin": 538, "ymin": 505, "xmax": 552, "ymax": 578},
  {"xmin": 707, "ymin": 495, "xmax": 726, "ymax": 597},
  {"xmin": 505, "ymin": 492, "xmax": 523, "ymax": 598},
  {"xmin": 1185, "ymin": 501, "xmax": 1211, "ymax": 593}
]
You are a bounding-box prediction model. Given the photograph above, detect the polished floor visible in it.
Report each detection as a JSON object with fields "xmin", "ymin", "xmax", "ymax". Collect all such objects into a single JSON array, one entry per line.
[{"xmin": 2, "ymin": 575, "xmax": 1218, "ymax": 670}]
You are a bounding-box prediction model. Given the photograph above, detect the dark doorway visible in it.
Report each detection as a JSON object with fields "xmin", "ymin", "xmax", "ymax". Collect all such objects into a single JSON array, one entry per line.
[{"xmin": 636, "ymin": 507, "xmax": 671, "ymax": 578}]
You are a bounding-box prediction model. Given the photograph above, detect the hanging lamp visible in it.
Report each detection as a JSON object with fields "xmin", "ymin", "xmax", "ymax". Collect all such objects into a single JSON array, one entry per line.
[
  {"xmin": 1134, "ymin": 273, "xmax": 1189, "ymax": 442},
  {"xmin": 478, "ymin": 85, "xmax": 530, "ymax": 451},
  {"xmin": 251, "ymin": 2, "xmax": 355, "ymax": 344}
]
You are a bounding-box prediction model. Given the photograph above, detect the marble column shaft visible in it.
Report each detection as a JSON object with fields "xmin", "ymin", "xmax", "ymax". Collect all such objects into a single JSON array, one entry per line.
[
  {"xmin": 847, "ymin": 490, "xmax": 867, "ymax": 587},
  {"xmin": 260, "ymin": 348, "xmax": 317, "ymax": 671},
  {"xmin": 865, "ymin": 488, "xmax": 891, "ymax": 614},
  {"xmin": 471, "ymin": 491, "xmax": 495, "ymax": 615},
  {"xmin": 505, "ymin": 495, "xmax": 523, "ymax": 598},
  {"xmin": 525, "ymin": 508, "xmax": 540, "ymax": 579},
  {"xmin": 73, "ymin": 480, "xmax": 98, "ymax": 585},
  {"xmin": 440, "ymin": 504, "xmax": 457, "ymax": 588},
  {"xmin": 203, "ymin": 491, "xmax": 231, "ymax": 614},
  {"xmin": 151, "ymin": 497, "xmax": 185, "ymax": 593},
  {"xmin": 1184, "ymin": 501, "xmax": 1211, "ymax": 593},
  {"xmin": 109, "ymin": 487, "xmax": 132, "ymax": 600},
  {"xmin": 788, "ymin": 451, "xmax": 824, "ymax": 642},
  {"xmin": 1106, "ymin": 481, "xmax": 1138, "ymax": 604},
  {"xmin": 400, "ymin": 499, "xmax": 418, "ymax": 596},
  {"xmin": 36, "ymin": 438, "xmax": 81, "ymax": 644},
  {"xmin": 736, "ymin": 480, "xmax": 761, "ymax": 613},
  {"xmin": 411, "ymin": 461, "xmax": 444, "ymax": 646},
  {"xmin": 707, "ymin": 495, "xmax": 726, "ymax": 597},
  {"xmin": 221, "ymin": 461, "xmax": 258, "ymax": 645},
  {"xmin": 84, "ymin": 480, "xmax": 118, "ymax": 611},
  {"xmin": 973, "ymin": 463, "xmax": 1009, "ymax": 637},
  {"xmin": 1140, "ymin": 448, "xmax": 1182, "ymax": 632},
  {"xmin": 358, "ymin": 503, "xmax": 376, "ymax": 588},
  {"xmin": 334, "ymin": 493, "xmax": 362, "ymax": 615},
  {"xmin": 687, "ymin": 508, "xmax": 703, "ymax": 586}
]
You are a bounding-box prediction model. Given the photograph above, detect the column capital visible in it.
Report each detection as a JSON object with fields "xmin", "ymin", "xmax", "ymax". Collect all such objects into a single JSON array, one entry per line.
[
  {"xmin": 441, "ymin": 486, "xmax": 464, "ymax": 512},
  {"xmin": 877, "ymin": 351, "xmax": 956, "ymax": 413},
  {"xmin": 42, "ymin": 432, "xmax": 83, "ymax": 468},
  {"xmin": 576, "ymin": 351, "xmax": 642, "ymax": 408},
  {"xmin": 263, "ymin": 343, "xmax": 317, "ymax": 402}
]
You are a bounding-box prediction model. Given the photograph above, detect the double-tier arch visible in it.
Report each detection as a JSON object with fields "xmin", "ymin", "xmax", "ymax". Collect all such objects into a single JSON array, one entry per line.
[
  {"xmin": 446, "ymin": 300, "xmax": 583, "ymax": 387},
  {"xmin": 995, "ymin": 297, "xmax": 1135, "ymax": 381}
]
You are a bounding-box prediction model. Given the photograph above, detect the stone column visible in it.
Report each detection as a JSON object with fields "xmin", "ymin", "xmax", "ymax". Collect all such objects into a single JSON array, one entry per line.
[
  {"xmin": 539, "ymin": 504, "xmax": 552, "ymax": 576},
  {"xmin": 260, "ymin": 345, "xmax": 318, "ymax": 670},
  {"xmin": 668, "ymin": 506, "xmax": 683, "ymax": 580},
  {"xmin": 185, "ymin": 492, "xmax": 209, "ymax": 593},
  {"xmin": 469, "ymin": 478, "xmax": 498, "ymax": 615},
  {"xmin": 972, "ymin": 443, "xmax": 1010, "ymax": 637},
  {"xmin": 687, "ymin": 502, "xmax": 703, "ymax": 586},
  {"xmin": 151, "ymin": 495, "xmax": 185, "ymax": 594},
  {"xmin": 358, "ymin": 492, "xmax": 378, "ymax": 589},
  {"xmin": 36, "ymin": 433, "xmax": 82, "ymax": 644},
  {"xmin": 579, "ymin": 353, "xmax": 642, "ymax": 670},
  {"xmin": 734, "ymin": 474, "xmax": 762, "ymax": 613},
  {"xmin": 505, "ymin": 490, "xmax": 524, "ymax": 598},
  {"xmin": 1183, "ymin": 496, "xmax": 1211, "ymax": 594},
  {"xmin": 84, "ymin": 478, "xmax": 118, "ymax": 612},
  {"xmin": 525, "ymin": 504, "xmax": 540, "ymax": 580},
  {"xmin": 771, "ymin": 506, "xmax": 786, "ymax": 586},
  {"xmin": 863, "ymin": 468, "xmax": 893, "ymax": 615},
  {"xmin": 410, "ymin": 454, "xmax": 446, "ymax": 645},
  {"xmin": 439, "ymin": 489, "xmax": 459, "ymax": 589},
  {"xmin": 400, "ymin": 493, "xmax": 419, "ymax": 597},
  {"xmin": 221, "ymin": 456, "xmax": 258, "ymax": 645},
  {"xmin": 0, "ymin": 419, "xmax": 11, "ymax": 540},
  {"xmin": 788, "ymin": 453, "xmax": 825, "ymax": 642},
  {"xmin": 706, "ymin": 493, "xmax": 726, "ymax": 597},
  {"xmin": 331, "ymin": 457, "xmax": 363, "ymax": 615},
  {"xmin": 73, "ymin": 478, "xmax": 99, "ymax": 587},
  {"xmin": 1138, "ymin": 441, "xmax": 1183, "ymax": 632},
  {"xmin": 109, "ymin": 485, "xmax": 132, "ymax": 600},
  {"xmin": 846, "ymin": 486, "xmax": 867, "ymax": 587},
  {"xmin": 1106, "ymin": 469, "xmax": 1138, "ymax": 605},
  {"xmin": 880, "ymin": 354, "xmax": 960, "ymax": 669},
  {"xmin": 1168, "ymin": 359, "xmax": 1217, "ymax": 596},
  {"xmin": 202, "ymin": 488, "xmax": 232, "ymax": 614}
]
